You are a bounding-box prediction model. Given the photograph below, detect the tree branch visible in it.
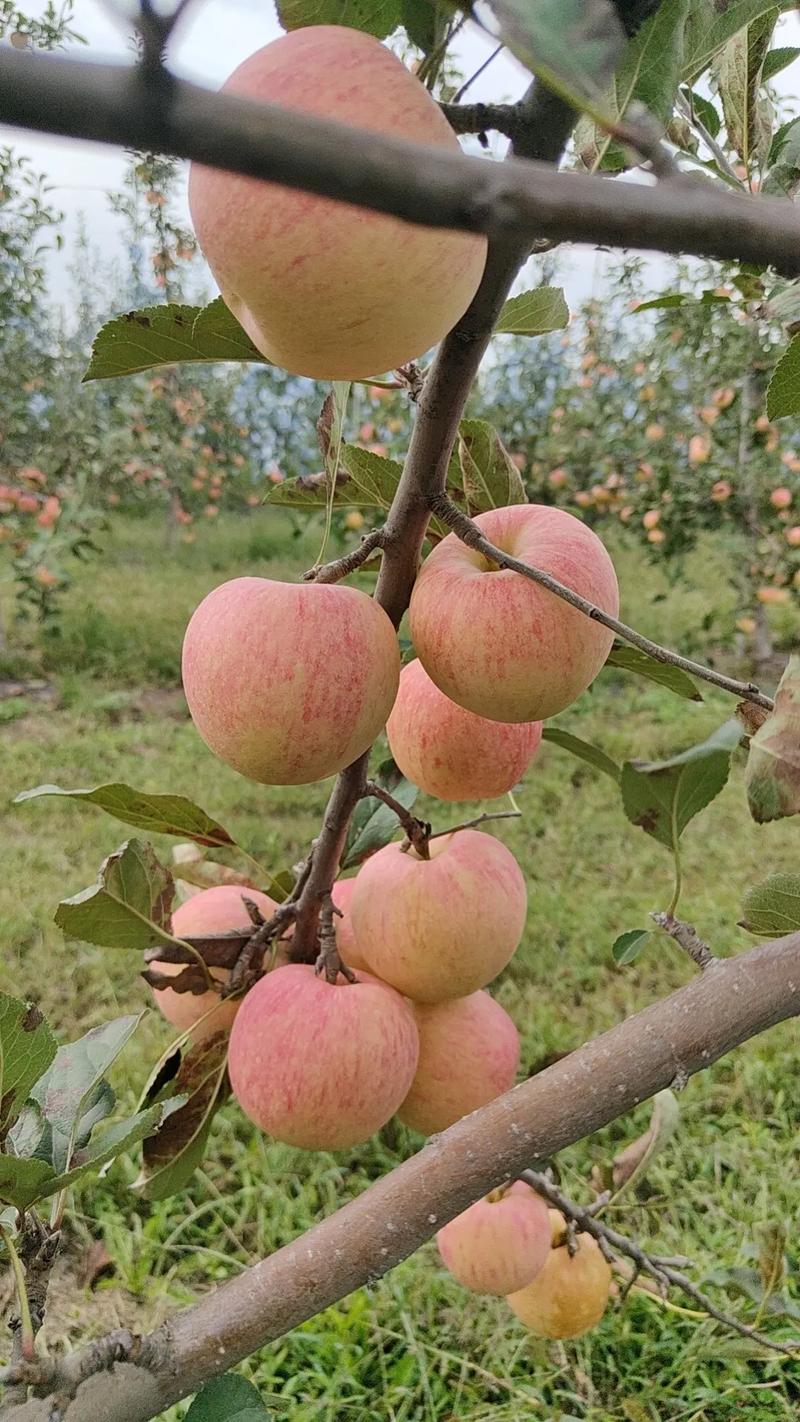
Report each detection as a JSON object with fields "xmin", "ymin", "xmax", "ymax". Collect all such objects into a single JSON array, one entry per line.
[
  {"xmin": 4, "ymin": 50, "xmax": 800, "ymax": 273},
  {"xmin": 651, "ymin": 913, "xmax": 716, "ymax": 970},
  {"xmin": 429, "ymin": 493, "xmax": 775, "ymax": 711},
  {"xmin": 361, "ymin": 781, "xmax": 431, "ymax": 858},
  {"xmin": 303, "ymin": 529, "xmax": 386, "ymax": 584},
  {"xmin": 6, "ymin": 932, "xmax": 799, "ymax": 1421},
  {"xmin": 519, "ymin": 1170, "xmax": 800, "ymax": 1356}
]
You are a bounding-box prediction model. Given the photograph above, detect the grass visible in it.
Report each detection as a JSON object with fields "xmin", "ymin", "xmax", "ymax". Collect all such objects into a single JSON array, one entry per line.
[{"xmin": 1, "ymin": 511, "xmax": 799, "ymax": 1422}]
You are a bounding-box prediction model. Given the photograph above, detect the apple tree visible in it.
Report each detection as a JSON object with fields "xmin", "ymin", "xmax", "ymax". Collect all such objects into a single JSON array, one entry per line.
[{"xmin": 1, "ymin": 2, "xmax": 800, "ymax": 1419}]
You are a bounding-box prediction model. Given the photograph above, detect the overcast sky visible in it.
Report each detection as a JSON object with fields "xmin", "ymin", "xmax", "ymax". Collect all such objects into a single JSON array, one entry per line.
[{"xmin": 3, "ymin": 2, "xmax": 800, "ymax": 316}]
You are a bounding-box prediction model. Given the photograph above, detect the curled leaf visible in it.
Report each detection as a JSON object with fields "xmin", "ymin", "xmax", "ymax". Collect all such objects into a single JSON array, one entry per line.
[{"xmin": 745, "ymin": 657, "xmax": 800, "ymax": 823}]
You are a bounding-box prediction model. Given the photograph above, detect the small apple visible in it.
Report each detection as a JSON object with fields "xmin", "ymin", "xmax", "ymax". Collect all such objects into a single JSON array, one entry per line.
[
  {"xmin": 437, "ymin": 1181, "xmax": 550, "ymax": 1295},
  {"xmin": 506, "ymin": 1210, "xmax": 612, "ymax": 1339},
  {"xmin": 398, "ymin": 990, "xmax": 520, "ymax": 1133}
]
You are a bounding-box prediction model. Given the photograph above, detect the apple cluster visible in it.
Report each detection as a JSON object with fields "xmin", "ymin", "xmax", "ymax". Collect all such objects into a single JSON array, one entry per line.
[{"xmin": 149, "ymin": 21, "xmax": 620, "ymax": 1343}]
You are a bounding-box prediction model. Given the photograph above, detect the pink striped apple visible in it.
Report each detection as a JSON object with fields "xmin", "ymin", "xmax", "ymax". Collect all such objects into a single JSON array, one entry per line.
[
  {"xmin": 182, "ymin": 577, "xmax": 400, "ymax": 785},
  {"xmin": 351, "ymin": 830, "xmax": 526, "ymax": 1004},
  {"xmin": 188, "ymin": 27, "xmax": 486, "ymax": 380},
  {"xmin": 387, "ymin": 658, "xmax": 541, "ymax": 801},
  {"xmin": 398, "ymin": 990, "xmax": 520, "ymax": 1134},
  {"xmin": 437, "ymin": 1181, "xmax": 550, "ymax": 1295},
  {"xmin": 409, "ymin": 504, "xmax": 619, "ymax": 723},
  {"xmin": 228, "ymin": 964, "xmax": 419, "ymax": 1150},
  {"xmin": 151, "ymin": 884, "xmax": 278, "ymax": 1041}
]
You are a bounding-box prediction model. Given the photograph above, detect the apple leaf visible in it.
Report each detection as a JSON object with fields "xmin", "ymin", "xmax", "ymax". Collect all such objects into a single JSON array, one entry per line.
[
  {"xmin": 740, "ymin": 873, "xmax": 800, "ymax": 936},
  {"xmin": 55, "ymin": 839, "xmax": 176, "ymax": 951},
  {"xmin": 762, "ymin": 45, "xmax": 800, "ymax": 79},
  {"xmin": 456, "ymin": 420, "xmax": 526, "ymax": 513},
  {"xmin": 767, "ymin": 335, "xmax": 800, "ymax": 418},
  {"xmin": 343, "ymin": 759, "xmax": 419, "ymax": 869},
  {"xmin": 621, "ymin": 720, "xmax": 742, "ymax": 849},
  {"xmin": 265, "ymin": 445, "xmax": 403, "ymax": 512},
  {"xmin": 494, "ymin": 287, "xmax": 569, "ymax": 337},
  {"xmin": 604, "ymin": 645, "xmax": 702, "ymax": 701},
  {"xmin": 611, "ymin": 1089, "xmax": 679, "ymax": 1193},
  {"xmin": 541, "ymin": 727, "xmax": 621, "ymax": 783},
  {"xmin": 0, "ymin": 998, "xmax": 56, "ymax": 1142},
  {"xmin": 745, "ymin": 656, "xmax": 800, "ymax": 822},
  {"xmin": 714, "ymin": 11, "xmax": 777, "ymax": 169},
  {"xmin": 28, "ymin": 1015, "xmax": 142, "ymax": 1172},
  {"xmin": 83, "ymin": 298, "xmax": 266, "ymax": 382},
  {"xmin": 15, "ymin": 782, "xmax": 236, "ymax": 849},
  {"xmin": 275, "ymin": 0, "xmax": 401, "ymax": 38},
  {"xmin": 185, "ymin": 1375, "xmax": 271, "ymax": 1422},
  {"xmin": 0, "ymin": 1156, "xmax": 58, "ymax": 1211},
  {"xmin": 135, "ymin": 1033, "xmax": 230, "ymax": 1201},
  {"xmin": 682, "ymin": 0, "xmax": 791, "ymax": 85},
  {"xmin": 491, "ymin": 0, "xmax": 626, "ymax": 115},
  {"xmin": 612, "ymin": 928, "xmax": 654, "ymax": 964}
]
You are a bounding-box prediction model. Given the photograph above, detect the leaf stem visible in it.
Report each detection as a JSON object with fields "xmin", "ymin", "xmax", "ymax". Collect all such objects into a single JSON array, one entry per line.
[{"xmin": 2, "ymin": 1226, "xmax": 35, "ymax": 1361}]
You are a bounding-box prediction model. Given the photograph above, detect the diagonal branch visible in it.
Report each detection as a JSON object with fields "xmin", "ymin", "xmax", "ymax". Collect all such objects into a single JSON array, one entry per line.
[
  {"xmin": 429, "ymin": 493, "xmax": 775, "ymax": 711},
  {"xmin": 5, "ymin": 932, "xmax": 799, "ymax": 1421}
]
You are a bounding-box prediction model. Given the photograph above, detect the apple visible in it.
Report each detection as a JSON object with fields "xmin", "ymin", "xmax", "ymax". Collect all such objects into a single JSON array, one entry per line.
[
  {"xmin": 397, "ymin": 990, "xmax": 520, "ymax": 1133},
  {"xmin": 228, "ymin": 964, "xmax": 419, "ymax": 1149},
  {"xmin": 506, "ymin": 1210, "xmax": 612, "ymax": 1339},
  {"xmin": 151, "ymin": 883, "xmax": 278, "ymax": 1041},
  {"xmin": 188, "ymin": 27, "xmax": 486, "ymax": 381},
  {"xmin": 437, "ymin": 1181, "xmax": 550, "ymax": 1295},
  {"xmin": 785, "ymin": 525, "xmax": 800, "ymax": 547},
  {"xmin": 386, "ymin": 659, "xmax": 541, "ymax": 802},
  {"xmin": 351, "ymin": 830, "xmax": 526, "ymax": 1003},
  {"xmin": 331, "ymin": 877, "xmax": 368, "ymax": 971},
  {"xmin": 408, "ymin": 504, "xmax": 619, "ymax": 723},
  {"xmin": 770, "ymin": 487, "xmax": 792, "ymax": 510},
  {"xmin": 711, "ymin": 480, "xmax": 732, "ymax": 502},
  {"xmin": 182, "ymin": 577, "xmax": 400, "ymax": 785}
]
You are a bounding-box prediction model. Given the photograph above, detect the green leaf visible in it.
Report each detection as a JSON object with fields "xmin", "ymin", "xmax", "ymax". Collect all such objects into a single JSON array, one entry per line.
[
  {"xmin": 634, "ymin": 289, "xmax": 730, "ymax": 312},
  {"xmin": 491, "ymin": 0, "xmax": 627, "ymax": 116},
  {"xmin": 682, "ymin": 85, "xmax": 722, "ymax": 136},
  {"xmin": 135, "ymin": 1034, "xmax": 229, "ymax": 1201},
  {"xmin": 343, "ymin": 760, "xmax": 419, "ymax": 869},
  {"xmin": 456, "ymin": 419, "xmax": 525, "ymax": 514},
  {"xmin": 541, "ymin": 727, "xmax": 621, "ymax": 783},
  {"xmin": 266, "ymin": 445, "xmax": 403, "ymax": 512},
  {"xmin": 0, "ymin": 997, "xmax": 56, "ymax": 1141},
  {"xmin": 276, "ymin": 0, "xmax": 400, "ymax": 36},
  {"xmin": 604, "ymin": 645, "xmax": 702, "ymax": 701},
  {"xmin": 611, "ymin": 1089, "xmax": 679, "ymax": 1192},
  {"xmin": 715, "ymin": 10, "xmax": 777, "ymax": 167},
  {"xmin": 745, "ymin": 657, "xmax": 800, "ymax": 822},
  {"xmin": 0, "ymin": 1156, "xmax": 57, "ymax": 1211},
  {"xmin": 762, "ymin": 44, "xmax": 800, "ymax": 79},
  {"xmin": 494, "ymin": 287, "xmax": 569, "ymax": 337},
  {"xmin": 15, "ymin": 782, "xmax": 235, "ymax": 850},
  {"xmin": 83, "ymin": 298, "xmax": 267, "ymax": 382},
  {"xmin": 620, "ymin": 720, "xmax": 742, "ymax": 850},
  {"xmin": 55, "ymin": 839, "xmax": 175, "ymax": 951},
  {"xmin": 43, "ymin": 1104, "xmax": 175, "ymax": 1200},
  {"xmin": 6, "ymin": 1099, "xmax": 46, "ymax": 1160},
  {"xmin": 766, "ymin": 335, "xmax": 800, "ymax": 417},
  {"xmin": 740, "ymin": 873, "xmax": 800, "ymax": 935},
  {"xmin": 29, "ymin": 1015, "xmax": 142, "ymax": 1172},
  {"xmin": 186, "ymin": 1375, "xmax": 271, "ymax": 1422},
  {"xmin": 612, "ymin": 928, "xmax": 654, "ymax": 964},
  {"xmin": 682, "ymin": 0, "xmax": 791, "ymax": 85},
  {"xmin": 400, "ymin": 0, "xmax": 454, "ymax": 50}
]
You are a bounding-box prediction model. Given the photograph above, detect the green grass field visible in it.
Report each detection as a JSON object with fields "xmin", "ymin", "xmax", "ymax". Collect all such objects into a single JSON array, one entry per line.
[{"xmin": 1, "ymin": 512, "xmax": 798, "ymax": 1421}]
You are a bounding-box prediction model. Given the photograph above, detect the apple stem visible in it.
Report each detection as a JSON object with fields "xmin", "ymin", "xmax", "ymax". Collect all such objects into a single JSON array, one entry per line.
[
  {"xmin": 315, "ymin": 892, "xmax": 356, "ymax": 984},
  {"xmin": 427, "ymin": 809, "xmax": 521, "ymax": 842}
]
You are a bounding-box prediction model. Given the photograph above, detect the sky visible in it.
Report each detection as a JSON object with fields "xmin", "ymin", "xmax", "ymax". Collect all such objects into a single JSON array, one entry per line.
[{"xmin": 3, "ymin": 3, "xmax": 800, "ymax": 318}]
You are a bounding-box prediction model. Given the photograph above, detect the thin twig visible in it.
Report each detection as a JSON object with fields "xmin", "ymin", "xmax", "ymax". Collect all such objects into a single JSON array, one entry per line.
[
  {"xmin": 362, "ymin": 781, "xmax": 431, "ymax": 858},
  {"xmin": 304, "ymin": 528, "xmax": 386, "ymax": 584},
  {"xmin": 2, "ymin": 1228, "xmax": 34, "ymax": 1364},
  {"xmin": 427, "ymin": 809, "xmax": 521, "ymax": 841},
  {"xmin": 611, "ymin": 102, "xmax": 681, "ymax": 180},
  {"xmin": 519, "ymin": 1170, "xmax": 800, "ymax": 1357},
  {"xmin": 451, "ymin": 44, "xmax": 505, "ymax": 105},
  {"xmin": 676, "ymin": 90, "xmax": 743, "ymax": 187},
  {"xmin": 222, "ymin": 901, "xmax": 297, "ymax": 997},
  {"xmin": 429, "ymin": 494, "xmax": 774, "ymax": 711},
  {"xmin": 440, "ymin": 99, "xmax": 525, "ymax": 142},
  {"xmin": 651, "ymin": 913, "xmax": 716, "ymax": 970}
]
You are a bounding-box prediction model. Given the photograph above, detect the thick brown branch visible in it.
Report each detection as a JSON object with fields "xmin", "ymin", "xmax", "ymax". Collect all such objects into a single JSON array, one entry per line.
[
  {"xmin": 4, "ymin": 51, "xmax": 800, "ymax": 273},
  {"xmin": 9, "ymin": 932, "xmax": 799, "ymax": 1421},
  {"xmin": 519, "ymin": 1170, "xmax": 800, "ymax": 1355},
  {"xmin": 429, "ymin": 494, "xmax": 775, "ymax": 711}
]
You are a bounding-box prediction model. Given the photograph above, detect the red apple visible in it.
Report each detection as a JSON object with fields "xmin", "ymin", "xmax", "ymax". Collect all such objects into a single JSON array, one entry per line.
[
  {"xmin": 387, "ymin": 659, "xmax": 541, "ymax": 802},
  {"xmin": 351, "ymin": 830, "xmax": 526, "ymax": 1003},
  {"xmin": 437, "ymin": 1181, "xmax": 551, "ymax": 1295},
  {"xmin": 408, "ymin": 505, "xmax": 618, "ymax": 722},
  {"xmin": 228, "ymin": 964, "xmax": 419, "ymax": 1149},
  {"xmin": 398, "ymin": 990, "xmax": 520, "ymax": 1133},
  {"xmin": 182, "ymin": 577, "xmax": 400, "ymax": 785},
  {"xmin": 188, "ymin": 28, "xmax": 486, "ymax": 380}
]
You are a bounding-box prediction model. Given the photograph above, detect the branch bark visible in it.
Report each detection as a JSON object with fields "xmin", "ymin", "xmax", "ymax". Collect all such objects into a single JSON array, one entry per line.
[
  {"xmin": 4, "ymin": 50, "xmax": 800, "ymax": 274},
  {"xmin": 6, "ymin": 932, "xmax": 799, "ymax": 1421}
]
